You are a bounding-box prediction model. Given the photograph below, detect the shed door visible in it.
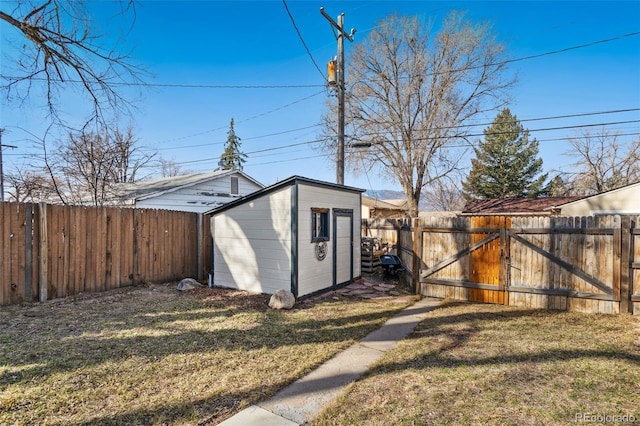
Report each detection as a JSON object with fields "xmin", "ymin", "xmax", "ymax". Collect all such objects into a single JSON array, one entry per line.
[{"xmin": 333, "ymin": 209, "xmax": 354, "ymax": 286}]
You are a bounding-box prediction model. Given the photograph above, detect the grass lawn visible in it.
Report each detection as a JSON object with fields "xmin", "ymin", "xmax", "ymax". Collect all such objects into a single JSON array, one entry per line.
[
  {"xmin": 0, "ymin": 281, "xmax": 416, "ymax": 425},
  {"xmin": 313, "ymin": 302, "xmax": 640, "ymax": 426}
]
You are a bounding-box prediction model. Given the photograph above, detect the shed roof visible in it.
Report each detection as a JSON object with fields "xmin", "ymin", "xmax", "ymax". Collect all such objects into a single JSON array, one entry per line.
[{"xmin": 205, "ymin": 175, "xmax": 364, "ymax": 215}]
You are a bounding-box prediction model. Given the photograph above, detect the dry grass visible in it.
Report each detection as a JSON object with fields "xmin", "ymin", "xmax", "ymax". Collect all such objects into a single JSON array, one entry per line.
[
  {"xmin": 0, "ymin": 281, "xmax": 416, "ymax": 425},
  {"xmin": 313, "ymin": 302, "xmax": 640, "ymax": 426}
]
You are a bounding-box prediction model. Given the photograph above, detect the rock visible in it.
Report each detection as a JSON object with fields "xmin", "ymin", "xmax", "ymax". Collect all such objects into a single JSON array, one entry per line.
[
  {"xmin": 269, "ymin": 289, "xmax": 296, "ymax": 310},
  {"xmin": 177, "ymin": 278, "xmax": 203, "ymax": 291}
]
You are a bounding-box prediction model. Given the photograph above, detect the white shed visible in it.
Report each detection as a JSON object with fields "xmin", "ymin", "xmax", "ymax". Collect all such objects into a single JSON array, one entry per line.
[{"xmin": 207, "ymin": 176, "xmax": 364, "ymax": 298}]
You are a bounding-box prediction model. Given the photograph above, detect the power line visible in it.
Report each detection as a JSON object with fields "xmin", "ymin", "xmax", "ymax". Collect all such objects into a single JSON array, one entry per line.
[
  {"xmin": 171, "ymin": 137, "xmax": 329, "ymax": 166},
  {"xmin": 6, "ymin": 108, "xmax": 638, "ymax": 162},
  {"xmin": 155, "ymin": 123, "xmax": 322, "ymax": 151},
  {"xmin": 351, "ymin": 119, "xmax": 640, "ymax": 146},
  {"xmin": 343, "ymin": 106, "xmax": 640, "ymax": 134},
  {"xmin": 153, "ymin": 90, "xmax": 325, "ymax": 145},
  {"xmin": 169, "ymin": 117, "xmax": 640, "ymax": 168},
  {"xmin": 282, "ymin": 0, "xmax": 326, "ymax": 80},
  {"xmin": 4, "ymin": 31, "xmax": 636, "ymax": 91},
  {"xmin": 504, "ymin": 32, "xmax": 640, "ymax": 65},
  {"xmin": 358, "ymin": 32, "xmax": 640, "ymax": 82},
  {"xmin": 0, "ymin": 75, "xmax": 325, "ymax": 89}
]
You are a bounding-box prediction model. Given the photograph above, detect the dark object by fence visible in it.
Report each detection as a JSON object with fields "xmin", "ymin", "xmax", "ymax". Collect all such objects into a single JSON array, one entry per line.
[{"xmin": 380, "ymin": 254, "xmax": 403, "ymax": 278}]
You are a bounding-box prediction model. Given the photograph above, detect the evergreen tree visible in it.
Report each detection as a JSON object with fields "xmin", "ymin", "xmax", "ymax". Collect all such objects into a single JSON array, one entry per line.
[
  {"xmin": 217, "ymin": 118, "xmax": 246, "ymax": 171},
  {"xmin": 462, "ymin": 108, "xmax": 548, "ymax": 199},
  {"xmin": 548, "ymin": 175, "xmax": 569, "ymax": 196}
]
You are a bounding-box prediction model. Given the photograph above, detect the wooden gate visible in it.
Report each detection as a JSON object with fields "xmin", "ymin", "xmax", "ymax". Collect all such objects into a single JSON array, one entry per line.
[
  {"xmin": 417, "ymin": 215, "xmax": 632, "ymax": 314},
  {"xmin": 418, "ymin": 216, "xmax": 510, "ymax": 305},
  {"xmin": 468, "ymin": 216, "xmax": 510, "ymax": 304}
]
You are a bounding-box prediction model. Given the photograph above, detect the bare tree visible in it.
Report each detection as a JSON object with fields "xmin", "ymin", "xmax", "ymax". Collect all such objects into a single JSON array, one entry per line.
[
  {"xmin": 421, "ymin": 175, "xmax": 467, "ymax": 212},
  {"xmin": 1, "ymin": 0, "xmax": 144, "ymax": 128},
  {"xmin": 159, "ymin": 158, "xmax": 184, "ymax": 178},
  {"xmin": 325, "ymin": 12, "xmax": 514, "ymax": 217},
  {"xmin": 108, "ymin": 126, "xmax": 153, "ymax": 183},
  {"xmin": 562, "ymin": 128, "xmax": 640, "ymax": 195},
  {"xmin": 5, "ymin": 165, "xmax": 57, "ymax": 202},
  {"xmin": 47, "ymin": 126, "xmax": 155, "ymax": 205}
]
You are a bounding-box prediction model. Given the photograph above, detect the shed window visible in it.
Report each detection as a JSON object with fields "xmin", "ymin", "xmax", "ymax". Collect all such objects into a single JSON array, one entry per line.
[
  {"xmin": 231, "ymin": 176, "xmax": 239, "ymax": 195},
  {"xmin": 311, "ymin": 208, "xmax": 329, "ymax": 242}
]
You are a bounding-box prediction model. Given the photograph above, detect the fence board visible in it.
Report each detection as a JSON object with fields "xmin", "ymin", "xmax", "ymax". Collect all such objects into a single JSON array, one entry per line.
[
  {"xmin": 15, "ymin": 204, "xmax": 26, "ymax": 305},
  {"xmin": 138, "ymin": 209, "xmax": 150, "ymax": 283},
  {"xmin": 364, "ymin": 214, "xmax": 635, "ymax": 315},
  {"xmin": 23, "ymin": 203, "xmax": 33, "ymax": 302},
  {"xmin": 120, "ymin": 208, "xmax": 133, "ymax": 284},
  {"xmin": 106, "ymin": 208, "xmax": 116, "ymax": 289},
  {"xmin": 0, "ymin": 203, "xmax": 31, "ymax": 305},
  {"xmin": 1, "ymin": 204, "xmax": 8, "ymax": 304},
  {"xmin": 1, "ymin": 202, "xmax": 210, "ymax": 306},
  {"xmin": 49, "ymin": 204, "xmax": 61, "ymax": 299}
]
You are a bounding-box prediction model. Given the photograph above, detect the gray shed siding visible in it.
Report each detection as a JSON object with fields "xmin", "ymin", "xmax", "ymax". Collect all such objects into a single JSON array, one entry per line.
[{"xmin": 211, "ymin": 186, "xmax": 293, "ymax": 294}]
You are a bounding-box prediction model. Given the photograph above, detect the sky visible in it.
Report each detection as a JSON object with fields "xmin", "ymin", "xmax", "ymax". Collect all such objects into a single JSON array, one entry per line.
[{"xmin": 2, "ymin": 0, "xmax": 640, "ymax": 195}]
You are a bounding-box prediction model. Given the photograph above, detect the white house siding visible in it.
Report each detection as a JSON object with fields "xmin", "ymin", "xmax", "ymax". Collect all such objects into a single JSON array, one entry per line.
[
  {"xmin": 296, "ymin": 183, "xmax": 362, "ymax": 297},
  {"xmin": 136, "ymin": 174, "xmax": 262, "ymax": 213},
  {"xmin": 212, "ymin": 186, "xmax": 293, "ymax": 294},
  {"xmin": 559, "ymin": 183, "xmax": 640, "ymax": 216}
]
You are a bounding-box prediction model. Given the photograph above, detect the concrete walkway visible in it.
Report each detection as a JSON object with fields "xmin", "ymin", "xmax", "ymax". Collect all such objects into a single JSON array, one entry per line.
[{"xmin": 218, "ymin": 296, "xmax": 443, "ymax": 426}]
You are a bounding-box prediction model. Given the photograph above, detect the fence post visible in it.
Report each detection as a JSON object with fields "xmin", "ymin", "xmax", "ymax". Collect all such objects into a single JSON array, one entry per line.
[
  {"xmin": 132, "ymin": 209, "xmax": 138, "ymax": 284},
  {"xmin": 412, "ymin": 218, "xmax": 421, "ymax": 295},
  {"xmin": 620, "ymin": 216, "xmax": 631, "ymax": 314},
  {"xmin": 499, "ymin": 224, "xmax": 511, "ymax": 306},
  {"xmin": 24, "ymin": 203, "xmax": 33, "ymax": 301},
  {"xmin": 197, "ymin": 213, "xmax": 204, "ymax": 280},
  {"xmin": 38, "ymin": 202, "xmax": 47, "ymax": 302}
]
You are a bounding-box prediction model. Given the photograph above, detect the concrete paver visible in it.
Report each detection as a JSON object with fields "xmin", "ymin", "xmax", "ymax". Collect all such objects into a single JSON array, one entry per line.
[{"xmin": 217, "ymin": 405, "xmax": 298, "ymax": 426}]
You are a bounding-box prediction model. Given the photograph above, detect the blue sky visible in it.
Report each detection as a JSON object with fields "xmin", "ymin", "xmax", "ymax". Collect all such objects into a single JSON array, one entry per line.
[{"xmin": 2, "ymin": 0, "xmax": 640, "ymax": 193}]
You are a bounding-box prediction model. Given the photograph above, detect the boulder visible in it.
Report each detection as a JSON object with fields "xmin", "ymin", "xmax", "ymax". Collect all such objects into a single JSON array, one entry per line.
[
  {"xmin": 269, "ymin": 289, "xmax": 296, "ymax": 310},
  {"xmin": 177, "ymin": 278, "xmax": 203, "ymax": 291}
]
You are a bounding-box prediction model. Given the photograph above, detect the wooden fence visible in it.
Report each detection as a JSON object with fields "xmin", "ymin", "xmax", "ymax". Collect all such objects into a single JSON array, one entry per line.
[
  {"xmin": 0, "ymin": 202, "xmax": 211, "ymax": 306},
  {"xmin": 362, "ymin": 215, "xmax": 639, "ymax": 315}
]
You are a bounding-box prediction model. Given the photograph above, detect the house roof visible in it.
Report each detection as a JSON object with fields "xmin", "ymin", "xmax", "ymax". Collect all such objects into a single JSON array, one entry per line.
[
  {"xmin": 462, "ymin": 196, "xmax": 582, "ymax": 215},
  {"xmin": 110, "ymin": 170, "xmax": 263, "ymax": 201},
  {"xmin": 205, "ymin": 175, "xmax": 365, "ymax": 215}
]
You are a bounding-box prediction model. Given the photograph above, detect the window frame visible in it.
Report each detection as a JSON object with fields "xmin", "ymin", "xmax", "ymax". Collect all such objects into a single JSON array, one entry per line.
[
  {"xmin": 311, "ymin": 207, "xmax": 330, "ymax": 242},
  {"xmin": 230, "ymin": 176, "xmax": 239, "ymax": 195}
]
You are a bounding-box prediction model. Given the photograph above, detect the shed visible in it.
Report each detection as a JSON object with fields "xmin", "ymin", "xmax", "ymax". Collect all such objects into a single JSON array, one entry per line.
[{"xmin": 207, "ymin": 176, "xmax": 364, "ymax": 298}]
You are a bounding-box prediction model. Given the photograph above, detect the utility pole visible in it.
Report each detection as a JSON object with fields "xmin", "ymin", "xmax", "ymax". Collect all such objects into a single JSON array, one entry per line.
[
  {"xmin": 0, "ymin": 129, "xmax": 18, "ymax": 202},
  {"xmin": 321, "ymin": 7, "xmax": 355, "ymax": 185},
  {"xmin": 0, "ymin": 128, "xmax": 5, "ymax": 202}
]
